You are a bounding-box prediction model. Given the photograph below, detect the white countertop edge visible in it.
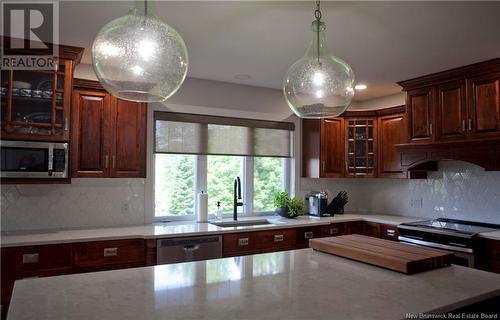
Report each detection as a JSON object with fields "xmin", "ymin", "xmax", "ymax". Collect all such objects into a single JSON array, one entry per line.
[{"xmin": 425, "ymin": 289, "xmax": 500, "ymax": 314}]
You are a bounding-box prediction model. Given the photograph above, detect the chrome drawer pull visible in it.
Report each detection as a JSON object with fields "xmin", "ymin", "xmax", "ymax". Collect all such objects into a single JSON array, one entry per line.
[
  {"xmin": 274, "ymin": 234, "xmax": 284, "ymax": 242},
  {"xmin": 330, "ymin": 228, "xmax": 339, "ymax": 235},
  {"xmin": 103, "ymin": 247, "xmax": 118, "ymax": 257},
  {"xmin": 304, "ymin": 231, "xmax": 314, "ymax": 239},
  {"xmin": 22, "ymin": 253, "xmax": 39, "ymax": 264},
  {"xmin": 386, "ymin": 229, "xmax": 396, "ymax": 236},
  {"xmin": 238, "ymin": 238, "xmax": 249, "ymax": 246}
]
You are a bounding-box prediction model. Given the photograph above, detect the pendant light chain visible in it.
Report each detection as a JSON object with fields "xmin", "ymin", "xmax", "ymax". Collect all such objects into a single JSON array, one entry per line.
[{"xmin": 315, "ymin": 1, "xmax": 322, "ymax": 64}]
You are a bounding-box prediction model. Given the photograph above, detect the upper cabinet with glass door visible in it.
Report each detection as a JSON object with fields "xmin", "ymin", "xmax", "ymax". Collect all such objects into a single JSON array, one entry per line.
[{"xmin": 1, "ymin": 37, "xmax": 84, "ymax": 141}]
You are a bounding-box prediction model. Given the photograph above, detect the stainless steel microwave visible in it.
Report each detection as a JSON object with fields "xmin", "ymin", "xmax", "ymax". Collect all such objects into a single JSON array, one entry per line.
[{"xmin": 1, "ymin": 140, "xmax": 69, "ymax": 178}]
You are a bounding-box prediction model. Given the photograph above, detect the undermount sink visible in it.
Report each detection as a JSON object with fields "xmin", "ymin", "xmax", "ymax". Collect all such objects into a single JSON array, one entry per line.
[{"xmin": 210, "ymin": 219, "xmax": 272, "ymax": 228}]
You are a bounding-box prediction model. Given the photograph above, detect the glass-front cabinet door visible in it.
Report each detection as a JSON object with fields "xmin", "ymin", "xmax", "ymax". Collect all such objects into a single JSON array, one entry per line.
[
  {"xmin": 1, "ymin": 59, "xmax": 72, "ymax": 141},
  {"xmin": 346, "ymin": 118, "xmax": 377, "ymax": 177}
]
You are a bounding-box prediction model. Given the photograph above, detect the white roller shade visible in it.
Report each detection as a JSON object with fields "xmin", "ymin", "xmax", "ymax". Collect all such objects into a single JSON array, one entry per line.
[{"xmin": 154, "ymin": 112, "xmax": 294, "ymax": 158}]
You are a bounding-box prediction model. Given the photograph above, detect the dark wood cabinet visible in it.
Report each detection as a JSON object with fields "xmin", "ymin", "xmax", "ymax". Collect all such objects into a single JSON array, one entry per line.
[
  {"xmin": 361, "ymin": 221, "xmax": 381, "ymax": 238},
  {"xmin": 345, "ymin": 118, "xmax": 377, "ymax": 177},
  {"xmin": 296, "ymin": 226, "xmax": 322, "ymax": 249},
  {"xmin": 223, "ymin": 232, "xmax": 261, "ymax": 256},
  {"xmin": 71, "ymin": 82, "xmax": 146, "ymax": 178},
  {"xmin": 73, "ymin": 239, "xmax": 145, "ymax": 272},
  {"xmin": 468, "ymin": 72, "xmax": 500, "ymax": 139},
  {"xmin": 377, "ymin": 113, "xmax": 407, "ymax": 178},
  {"xmin": 475, "ymin": 237, "xmax": 500, "ymax": 274},
  {"xmin": 435, "ymin": 80, "xmax": 468, "ymax": 142},
  {"xmin": 0, "ymin": 39, "xmax": 83, "ymax": 141},
  {"xmin": 380, "ymin": 224, "xmax": 399, "ymax": 241},
  {"xmin": 71, "ymin": 90, "xmax": 111, "ymax": 177},
  {"xmin": 109, "ymin": 98, "xmax": 147, "ymax": 178},
  {"xmin": 406, "ymin": 87, "xmax": 434, "ymax": 143},
  {"xmin": 320, "ymin": 118, "xmax": 345, "ymax": 177},
  {"xmin": 302, "ymin": 107, "xmax": 406, "ymax": 179}
]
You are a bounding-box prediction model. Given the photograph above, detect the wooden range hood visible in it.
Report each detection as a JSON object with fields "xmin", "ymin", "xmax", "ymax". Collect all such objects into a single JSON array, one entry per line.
[{"xmin": 395, "ymin": 58, "xmax": 500, "ymax": 177}]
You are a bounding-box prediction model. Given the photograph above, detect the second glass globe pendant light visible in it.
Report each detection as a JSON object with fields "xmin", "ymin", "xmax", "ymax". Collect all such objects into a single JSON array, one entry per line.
[
  {"xmin": 92, "ymin": 0, "xmax": 188, "ymax": 102},
  {"xmin": 283, "ymin": 1, "xmax": 355, "ymax": 118}
]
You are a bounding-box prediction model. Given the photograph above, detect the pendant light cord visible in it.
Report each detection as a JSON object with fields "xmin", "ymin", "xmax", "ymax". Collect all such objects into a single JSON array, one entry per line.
[
  {"xmin": 314, "ymin": 1, "xmax": 322, "ymax": 64},
  {"xmin": 144, "ymin": 0, "xmax": 148, "ymax": 17}
]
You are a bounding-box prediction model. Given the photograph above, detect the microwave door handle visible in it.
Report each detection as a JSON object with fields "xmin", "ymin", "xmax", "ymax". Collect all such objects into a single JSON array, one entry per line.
[{"xmin": 48, "ymin": 144, "xmax": 54, "ymax": 172}]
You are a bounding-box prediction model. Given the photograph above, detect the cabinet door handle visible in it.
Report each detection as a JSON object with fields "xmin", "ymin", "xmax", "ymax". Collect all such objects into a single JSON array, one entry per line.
[
  {"xmin": 429, "ymin": 123, "xmax": 433, "ymax": 135},
  {"xmin": 468, "ymin": 119, "xmax": 472, "ymax": 131},
  {"xmin": 462, "ymin": 119, "xmax": 466, "ymax": 132},
  {"xmin": 386, "ymin": 229, "xmax": 396, "ymax": 237},
  {"xmin": 304, "ymin": 231, "xmax": 314, "ymax": 239},
  {"xmin": 274, "ymin": 234, "xmax": 284, "ymax": 242},
  {"xmin": 238, "ymin": 238, "xmax": 249, "ymax": 246},
  {"xmin": 64, "ymin": 117, "xmax": 69, "ymax": 131},
  {"xmin": 22, "ymin": 253, "xmax": 39, "ymax": 264},
  {"xmin": 104, "ymin": 155, "xmax": 109, "ymax": 169},
  {"xmin": 103, "ymin": 247, "xmax": 118, "ymax": 257},
  {"xmin": 112, "ymin": 156, "xmax": 116, "ymax": 169},
  {"xmin": 330, "ymin": 227, "xmax": 339, "ymax": 235},
  {"xmin": 321, "ymin": 160, "xmax": 325, "ymax": 172}
]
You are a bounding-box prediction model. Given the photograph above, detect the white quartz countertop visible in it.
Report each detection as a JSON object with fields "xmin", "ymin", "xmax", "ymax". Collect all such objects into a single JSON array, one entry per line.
[
  {"xmin": 0, "ymin": 214, "xmax": 423, "ymax": 247},
  {"xmin": 7, "ymin": 249, "xmax": 500, "ymax": 320}
]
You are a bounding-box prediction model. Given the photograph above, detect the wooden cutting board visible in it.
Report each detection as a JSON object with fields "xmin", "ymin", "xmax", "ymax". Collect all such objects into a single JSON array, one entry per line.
[{"xmin": 309, "ymin": 234, "xmax": 454, "ymax": 274}]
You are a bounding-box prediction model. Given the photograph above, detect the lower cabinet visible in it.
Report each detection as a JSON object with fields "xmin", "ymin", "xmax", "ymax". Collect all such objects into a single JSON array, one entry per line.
[
  {"xmin": 296, "ymin": 226, "xmax": 322, "ymax": 249},
  {"xmin": 474, "ymin": 238, "xmax": 500, "ymax": 274},
  {"xmin": 1, "ymin": 244, "xmax": 74, "ymax": 319},
  {"xmin": 361, "ymin": 221, "xmax": 382, "ymax": 238},
  {"xmin": 223, "ymin": 229, "xmax": 297, "ymax": 257},
  {"xmin": 73, "ymin": 239, "xmax": 145, "ymax": 272}
]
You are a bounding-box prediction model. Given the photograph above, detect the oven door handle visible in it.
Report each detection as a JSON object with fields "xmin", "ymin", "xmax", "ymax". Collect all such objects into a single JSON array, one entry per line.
[{"xmin": 398, "ymin": 236, "xmax": 473, "ymax": 254}]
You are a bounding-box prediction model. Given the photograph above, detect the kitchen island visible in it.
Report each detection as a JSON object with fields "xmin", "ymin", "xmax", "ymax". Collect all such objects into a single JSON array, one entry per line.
[{"xmin": 7, "ymin": 249, "xmax": 500, "ymax": 320}]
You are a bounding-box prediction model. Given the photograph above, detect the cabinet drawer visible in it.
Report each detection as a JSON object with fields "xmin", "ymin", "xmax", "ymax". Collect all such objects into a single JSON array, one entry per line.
[
  {"xmin": 380, "ymin": 224, "xmax": 399, "ymax": 241},
  {"xmin": 223, "ymin": 232, "xmax": 260, "ymax": 256},
  {"xmin": 345, "ymin": 221, "xmax": 362, "ymax": 235},
  {"xmin": 296, "ymin": 227, "xmax": 321, "ymax": 248},
  {"xmin": 260, "ymin": 229, "xmax": 296, "ymax": 250},
  {"xmin": 361, "ymin": 221, "xmax": 381, "ymax": 238},
  {"xmin": 1, "ymin": 244, "xmax": 73, "ymax": 276},
  {"xmin": 73, "ymin": 239, "xmax": 145, "ymax": 270},
  {"xmin": 321, "ymin": 223, "xmax": 346, "ymax": 237}
]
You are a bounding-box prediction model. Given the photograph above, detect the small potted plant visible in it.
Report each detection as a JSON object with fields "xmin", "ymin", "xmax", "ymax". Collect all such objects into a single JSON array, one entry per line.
[{"xmin": 273, "ymin": 191, "xmax": 304, "ymax": 218}]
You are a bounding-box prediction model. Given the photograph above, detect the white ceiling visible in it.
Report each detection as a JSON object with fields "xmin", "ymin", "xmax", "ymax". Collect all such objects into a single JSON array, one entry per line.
[{"xmin": 60, "ymin": 1, "xmax": 500, "ymax": 101}]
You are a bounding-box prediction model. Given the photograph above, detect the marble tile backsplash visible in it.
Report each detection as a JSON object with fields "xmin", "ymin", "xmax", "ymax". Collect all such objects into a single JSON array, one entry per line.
[
  {"xmin": 1, "ymin": 179, "xmax": 145, "ymax": 232},
  {"xmin": 301, "ymin": 161, "xmax": 500, "ymax": 224}
]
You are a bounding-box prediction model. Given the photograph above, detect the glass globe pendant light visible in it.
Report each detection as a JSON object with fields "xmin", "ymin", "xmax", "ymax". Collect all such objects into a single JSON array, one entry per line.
[
  {"xmin": 283, "ymin": 1, "xmax": 355, "ymax": 118},
  {"xmin": 92, "ymin": 0, "xmax": 188, "ymax": 102}
]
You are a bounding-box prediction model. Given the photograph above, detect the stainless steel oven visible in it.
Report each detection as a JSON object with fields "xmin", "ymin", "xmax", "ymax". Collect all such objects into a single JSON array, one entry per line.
[
  {"xmin": 398, "ymin": 218, "xmax": 500, "ymax": 268},
  {"xmin": 1, "ymin": 140, "xmax": 68, "ymax": 178}
]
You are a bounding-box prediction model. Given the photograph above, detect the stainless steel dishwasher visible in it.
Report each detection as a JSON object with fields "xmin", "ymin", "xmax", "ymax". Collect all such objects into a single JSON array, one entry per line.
[{"xmin": 156, "ymin": 235, "xmax": 222, "ymax": 264}]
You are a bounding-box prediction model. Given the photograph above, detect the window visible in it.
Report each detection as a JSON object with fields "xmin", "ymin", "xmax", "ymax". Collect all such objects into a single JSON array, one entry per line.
[
  {"xmin": 153, "ymin": 111, "xmax": 294, "ymax": 219},
  {"xmin": 253, "ymin": 157, "xmax": 286, "ymax": 212},
  {"xmin": 207, "ymin": 155, "xmax": 244, "ymax": 214},
  {"xmin": 155, "ymin": 154, "xmax": 195, "ymax": 217}
]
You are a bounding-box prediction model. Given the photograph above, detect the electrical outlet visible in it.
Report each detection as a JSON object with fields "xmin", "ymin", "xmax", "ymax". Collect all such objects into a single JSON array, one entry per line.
[
  {"xmin": 410, "ymin": 198, "xmax": 423, "ymax": 208},
  {"xmin": 121, "ymin": 201, "xmax": 129, "ymax": 214}
]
